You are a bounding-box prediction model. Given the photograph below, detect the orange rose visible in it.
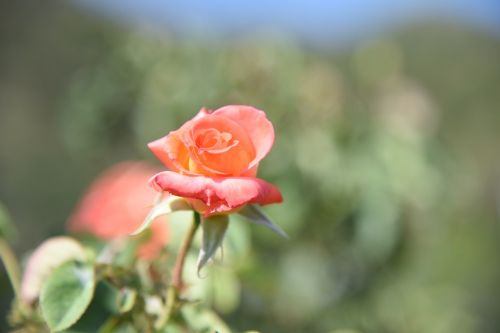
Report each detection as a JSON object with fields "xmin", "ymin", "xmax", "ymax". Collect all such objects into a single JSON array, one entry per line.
[
  {"xmin": 67, "ymin": 161, "xmax": 169, "ymax": 259},
  {"xmin": 148, "ymin": 105, "xmax": 282, "ymax": 216}
]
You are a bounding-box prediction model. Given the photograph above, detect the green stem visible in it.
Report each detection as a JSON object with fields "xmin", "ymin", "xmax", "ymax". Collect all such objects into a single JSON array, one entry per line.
[
  {"xmin": 154, "ymin": 286, "xmax": 176, "ymax": 329},
  {"xmin": 0, "ymin": 238, "xmax": 21, "ymax": 300},
  {"xmin": 155, "ymin": 212, "xmax": 200, "ymax": 330},
  {"xmin": 171, "ymin": 212, "xmax": 200, "ymax": 292}
]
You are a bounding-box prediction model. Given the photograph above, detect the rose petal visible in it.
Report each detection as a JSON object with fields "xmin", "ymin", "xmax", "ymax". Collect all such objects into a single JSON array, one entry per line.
[
  {"xmin": 185, "ymin": 115, "xmax": 256, "ymax": 176},
  {"xmin": 149, "ymin": 171, "xmax": 282, "ymax": 215},
  {"xmin": 212, "ymin": 105, "xmax": 275, "ymax": 170},
  {"xmin": 148, "ymin": 133, "xmax": 190, "ymax": 173}
]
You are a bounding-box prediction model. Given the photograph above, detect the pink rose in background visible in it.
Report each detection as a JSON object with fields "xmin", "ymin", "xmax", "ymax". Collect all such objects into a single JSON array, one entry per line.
[
  {"xmin": 67, "ymin": 161, "xmax": 169, "ymax": 259},
  {"xmin": 148, "ymin": 105, "xmax": 283, "ymax": 216}
]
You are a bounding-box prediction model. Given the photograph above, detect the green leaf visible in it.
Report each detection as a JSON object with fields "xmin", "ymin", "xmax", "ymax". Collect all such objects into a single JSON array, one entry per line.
[
  {"xmin": 21, "ymin": 237, "xmax": 87, "ymax": 303},
  {"xmin": 40, "ymin": 261, "xmax": 96, "ymax": 332},
  {"xmin": 181, "ymin": 303, "xmax": 231, "ymax": 333},
  {"xmin": 130, "ymin": 195, "xmax": 191, "ymax": 236},
  {"xmin": 60, "ymin": 281, "xmax": 118, "ymax": 333},
  {"xmin": 197, "ymin": 215, "xmax": 229, "ymax": 273},
  {"xmin": 238, "ymin": 205, "xmax": 288, "ymax": 238}
]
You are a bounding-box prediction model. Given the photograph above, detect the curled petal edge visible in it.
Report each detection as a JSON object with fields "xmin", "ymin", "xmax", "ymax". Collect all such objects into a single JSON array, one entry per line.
[{"xmin": 149, "ymin": 171, "xmax": 283, "ymax": 216}]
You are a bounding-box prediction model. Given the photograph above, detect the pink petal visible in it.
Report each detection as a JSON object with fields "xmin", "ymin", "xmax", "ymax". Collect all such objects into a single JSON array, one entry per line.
[
  {"xmin": 150, "ymin": 171, "xmax": 282, "ymax": 215},
  {"xmin": 148, "ymin": 136, "xmax": 177, "ymax": 171},
  {"xmin": 212, "ymin": 105, "xmax": 275, "ymax": 170}
]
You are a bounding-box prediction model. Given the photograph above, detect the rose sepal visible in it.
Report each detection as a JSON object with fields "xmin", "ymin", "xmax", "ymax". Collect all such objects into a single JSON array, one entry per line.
[
  {"xmin": 238, "ymin": 205, "xmax": 288, "ymax": 239},
  {"xmin": 197, "ymin": 215, "xmax": 229, "ymax": 273},
  {"xmin": 130, "ymin": 195, "xmax": 191, "ymax": 236}
]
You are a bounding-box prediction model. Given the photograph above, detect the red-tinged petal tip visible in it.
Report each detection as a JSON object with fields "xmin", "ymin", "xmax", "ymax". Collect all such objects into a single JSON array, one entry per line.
[
  {"xmin": 147, "ymin": 136, "xmax": 169, "ymax": 166},
  {"xmin": 212, "ymin": 105, "xmax": 275, "ymax": 170},
  {"xmin": 149, "ymin": 171, "xmax": 282, "ymax": 216}
]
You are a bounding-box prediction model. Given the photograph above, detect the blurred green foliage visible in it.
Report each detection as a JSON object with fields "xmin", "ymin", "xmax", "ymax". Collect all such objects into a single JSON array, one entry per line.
[{"xmin": 1, "ymin": 1, "xmax": 500, "ymax": 332}]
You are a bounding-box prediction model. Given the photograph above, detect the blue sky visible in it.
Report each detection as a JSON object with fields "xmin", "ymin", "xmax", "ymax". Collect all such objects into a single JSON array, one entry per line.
[{"xmin": 74, "ymin": 0, "xmax": 500, "ymax": 47}]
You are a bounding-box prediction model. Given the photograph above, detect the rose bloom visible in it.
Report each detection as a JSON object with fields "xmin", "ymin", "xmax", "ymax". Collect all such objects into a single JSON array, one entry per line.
[
  {"xmin": 67, "ymin": 161, "xmax": 169, "ymax": 259},
  {"xmin": 148, "ymin": 105, "xmax": 283, "ymax": 216}
]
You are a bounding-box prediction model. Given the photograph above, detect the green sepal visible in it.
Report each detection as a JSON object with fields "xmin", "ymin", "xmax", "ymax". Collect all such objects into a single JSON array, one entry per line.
[
  {"xmin": 131, "ymin": 195, "xmax": 191, "ymax": 236},
  {"xmin": 238, "ymin": 205, "xmax": 288, "ymax": 238},
  {"xmin": 197, "ymin": 215, "xmax": 229, "ymax": 273}
]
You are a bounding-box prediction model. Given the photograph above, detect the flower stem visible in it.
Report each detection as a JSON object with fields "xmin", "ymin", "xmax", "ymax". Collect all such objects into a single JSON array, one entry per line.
[
  {"xmin": 0, "ymin": 238, "xmax": 21, "ymax": 300},
  {"xmin": 156, "ymin": 212, "xmax": 200, "ymax": 329},
  {"xmin": 171, "ymin": 211, "xmax": 200, "ymax": 292}
]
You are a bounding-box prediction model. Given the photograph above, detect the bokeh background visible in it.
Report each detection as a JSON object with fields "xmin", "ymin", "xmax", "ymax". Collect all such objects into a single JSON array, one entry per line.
[{"xmin": 1, "ymin": 0, "xmax": 500, "ymax": 332}]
